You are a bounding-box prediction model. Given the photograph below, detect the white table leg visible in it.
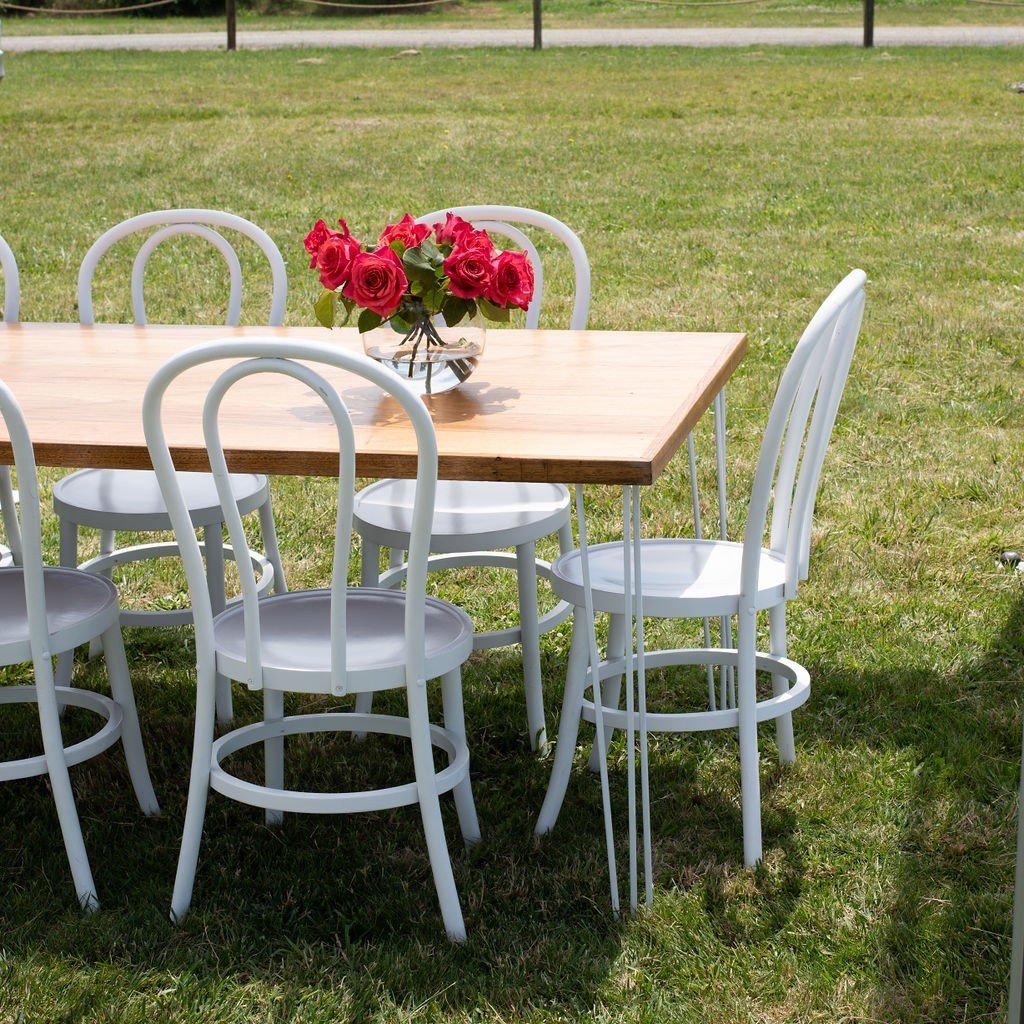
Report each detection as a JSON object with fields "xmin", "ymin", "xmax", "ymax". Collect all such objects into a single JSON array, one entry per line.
[
  {"xmin": 630, "ymin": 485, "xmax": 653, "ymax": 908},
  {"xmin": 572, "ymin": 484, "xmax": 620, "ymax": 915}
]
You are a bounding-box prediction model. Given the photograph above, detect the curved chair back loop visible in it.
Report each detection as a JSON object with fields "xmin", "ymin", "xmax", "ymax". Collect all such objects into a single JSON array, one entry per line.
[
  {"xmin": 740, "ymin": 269, "xmax": 867, "ymax": 601},
  {"xmin": 131, "ymin": 225, "xmax": 244, "ymax": 326},
  {"xmin": 0, "ymin": 381, "xmax": 49, "ymax": 650},
  {"xmin": 78, "ymin": 209, "xmax": 288, "ymax": 326},
  {"xmin": 0, "ymin": 235, "xmax": 23, "ymax": 566},
  {"xmin": 143, "ymin": 339, "xmax": 439, "ymax": 696},
  {"xmin": 416, "ymin": 205, "xmax": 591, "ymax": 330},
  {"xmin": 0, "ymin": 233, "xmax": 20, "ymax": 323}
]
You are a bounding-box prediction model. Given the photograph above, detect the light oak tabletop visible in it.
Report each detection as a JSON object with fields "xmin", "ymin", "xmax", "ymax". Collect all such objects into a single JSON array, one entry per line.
[{"xmin": 0, "ymin": 323, "xmax": 746, "ymax": 485}]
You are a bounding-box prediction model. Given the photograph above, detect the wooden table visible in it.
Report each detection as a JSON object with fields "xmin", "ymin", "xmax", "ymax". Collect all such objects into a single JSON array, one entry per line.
[
  {"xmin": 0, "ymin": 319, "xmax": 747, "ymax": 914},
  {"xmin": 0, "ymin": 323, "xmax": 746, "ymax": 484}
]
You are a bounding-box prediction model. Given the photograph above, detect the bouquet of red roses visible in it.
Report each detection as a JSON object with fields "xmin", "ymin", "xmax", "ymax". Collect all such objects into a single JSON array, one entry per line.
[{"xmin": 305, "ymin": 212, "xmax": 535, "ymax": 335}]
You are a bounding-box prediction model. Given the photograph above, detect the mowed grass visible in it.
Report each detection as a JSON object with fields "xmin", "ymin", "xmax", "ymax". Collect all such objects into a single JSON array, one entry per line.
[{"xmin": 1, "ymin": 44, "xmax": 1023, "ymax": 1022}]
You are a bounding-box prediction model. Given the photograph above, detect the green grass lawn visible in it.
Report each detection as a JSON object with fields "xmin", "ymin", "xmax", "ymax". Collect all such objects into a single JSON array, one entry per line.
[{"xmin": 1, "ymin": 43, "xmax": 1023, "ymax": 1023}]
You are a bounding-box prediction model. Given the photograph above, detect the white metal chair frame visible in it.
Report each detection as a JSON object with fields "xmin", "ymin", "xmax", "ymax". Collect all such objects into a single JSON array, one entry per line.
[
  {"xmin": 0, "ymin": 377, "xmax": 159, "ymax": 910},
  {"xmin": 0, "ymin": 232, "xmax": 22, "ymax": 569},
  {"xmin": 52, "ymin": 210, "xmax": 290, "ymax": 723},
  {"xmin": 353, "ymin": 205, "xmax": 591, "ymax": 753},
  {"xmin": 536, "ymin": 271, "xmax": 866, "ymax": 902},
  {"xmin": 144, "ymin": 337, "xmax": 480, "ymax": 941}
]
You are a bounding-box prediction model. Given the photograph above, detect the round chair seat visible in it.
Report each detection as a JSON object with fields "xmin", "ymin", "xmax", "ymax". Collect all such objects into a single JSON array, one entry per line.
[
  {"xmin": 53, "ymin": 468, "xmax": 269, "ymax": 531},
  {"xmin": 213, "ymin": 588, "xmax": 474, "ymax": 694},
  {"xmin": 0, "ymin": 567, "xmax": 120, "ymax": 663},
  {"xmin": 354, "ymin": 480, "xmax": 570, "ymax": 552},
  {"xmin": 550, "ymin": 538, "xmax": 789, "ymax": 619}
]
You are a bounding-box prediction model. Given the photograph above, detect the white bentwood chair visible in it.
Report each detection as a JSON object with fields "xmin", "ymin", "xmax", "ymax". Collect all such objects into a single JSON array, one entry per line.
[
  {"xmin": 0, "ymin": 376, "xmax": 159, "ymax": 910},
  {"xmin": 52, "ymin": 210, "xmax": 289, "ymax": 724},
  {"xmin": 0, "ymin": 232, "xmax": 22, "ymax": 569},
  {"xmin": 537, "ymin": 270, "xmax": 867, "ymax": 875},
  {"xmin": 145, "ymin": 337, "xmax": 480, "ymax": 941},
  {"xmin": 352, "ymin": 206, "xmax": 590, "ymax": 753}
]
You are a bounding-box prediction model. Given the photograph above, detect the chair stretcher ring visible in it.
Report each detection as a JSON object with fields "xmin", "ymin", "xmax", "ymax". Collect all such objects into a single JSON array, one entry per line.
[
  {"xmin": 579, "ymin": 647, "xmax": 810, "ymax": 734},
  {"xmin": 79, "ymin": 540, "xmax": 274, "ymax": 627},
  {"xmin": 0, "ymin": 685, "xmax": 124, "ymax": 782},
  {"xmin": 209, "ymin": 711, "xmax": 471, "ymax": 814}
]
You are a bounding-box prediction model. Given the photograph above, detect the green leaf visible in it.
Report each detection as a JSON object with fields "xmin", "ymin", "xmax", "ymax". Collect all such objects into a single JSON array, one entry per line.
[
  {"xmin": 314, "ymin": 290, "xmax": 338, "ymax": 329},
  {"xmin": 478, "ymin": 297, "xmax": 510, "ymax": 323},
  {"xmin": 420, "ymin": 237, "xmax": 443, "ymax": 264},
  {"xmin": 403, "ymin": 245, "xmax": 439, "ymax": 287},
  {"xmin": 357, "ymin": 308, "xmax": 384, "ymax": 333},
  {"xmin": 442, "ymin": 296, "xmax": 472, "ymax": 327}
]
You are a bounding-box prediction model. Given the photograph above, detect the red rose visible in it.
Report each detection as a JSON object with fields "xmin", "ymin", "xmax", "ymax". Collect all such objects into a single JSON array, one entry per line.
[
  {"xmin": 433, "ymin": 212, "xmax": 474, "ymax": 247},
  {"xmin": 305, "ymin": 218, "xmax": 358, "ymax": 269},
  {"xmin": 315, "ymin": 232, "xmax": 362, "ymax": 291},
  {"xmin": 342, "ymin": 246, "xmax": 408, "ymax": 317},
  {"xmin": 459, "ymin": 228, "xmax": 495, "ymax": 254},
  {"xmin": 488, "ymin": 250, "xmax": 535, "ymax": 311},
  {"xmin": 378, "ymin": 213, "xmax": 431, "ymax": 251},
  {"xmin": 444, "ymin": 243, "xmax": 494, "ymax": 300}
]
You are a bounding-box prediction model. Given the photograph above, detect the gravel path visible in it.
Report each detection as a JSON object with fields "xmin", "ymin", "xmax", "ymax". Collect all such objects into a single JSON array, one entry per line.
[{"xmin": 3, "ymin": 24, "xmax": 1024, "ymax": 52}]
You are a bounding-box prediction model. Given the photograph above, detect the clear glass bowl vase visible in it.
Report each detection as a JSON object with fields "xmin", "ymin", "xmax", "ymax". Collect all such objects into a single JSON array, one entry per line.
[{"xmin": 361, "ymin": 314, "xmax": 486, "ymax": 396}]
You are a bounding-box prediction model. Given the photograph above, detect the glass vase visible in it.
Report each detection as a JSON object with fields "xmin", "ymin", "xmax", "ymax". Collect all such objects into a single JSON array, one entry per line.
[{"xmin": 361, "ymin": 314, "xmax": 486, "ymax": 397}]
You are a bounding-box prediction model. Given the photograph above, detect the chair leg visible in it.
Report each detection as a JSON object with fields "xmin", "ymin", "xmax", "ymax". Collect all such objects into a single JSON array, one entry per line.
[
  {"xmin": 170, "ymin": 659, "xmax": 218, "ymax": 924},
  {"xmin": 55, "ymin": 519, "xmax": 79, "ymax": 689},
  {"xmin": 736, "ymin": 609, "xmax": 763, "ymax": 867},
  {"xmin": 34, "ymin": 656, "xmax": 98, "ymax": 910},
  {"xmin": 407, "ymin": 681, "xmax": 467, "ymax": 941},
  {"xmin": 203, "ymin": 524, "xmax": 233, "ymax": 726},
  {"xmin": 85, "ymin": 531, "xmax": 117, "ymax": 663},
  {"xmin": 101, "ymin": 624, "xmax": 160, "ymax": 816},
  {"xmin": 516, "ymin": 541, "xmax": 547, "ymax": 754},
  {"xmin": 263, "ymin": 687, "xmax": 285, "ymax": 827},
  {"xmin": 0, "ymin": 466, "xmax": 21, "ymax": 566},
  {"xmin": 535, "ymin": 611, "xmax": 590, "ymax": 835},
  {"xmin": 440, "ymin": 668, "xmax": 481, "ymax": 845},
  {"xmin": 352, "ymin": 542, "xmax": 381, "ymax": 727},
  {"xmin": 587, "ymin": 613, "xmax": 627, "ymax": 773},
  {"xmin": 769, "ymin": 603, "xmax": 796, "ymax": 764},
  {"xmin": 258, "ymin": 497, "xmax": 288, "ymax": 595}
]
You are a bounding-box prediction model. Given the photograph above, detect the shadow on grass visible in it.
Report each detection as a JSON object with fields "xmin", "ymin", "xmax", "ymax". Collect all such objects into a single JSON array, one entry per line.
[{"xmin": 2, "ymin": 596, "xmax": 1021, "ymax": 1016}]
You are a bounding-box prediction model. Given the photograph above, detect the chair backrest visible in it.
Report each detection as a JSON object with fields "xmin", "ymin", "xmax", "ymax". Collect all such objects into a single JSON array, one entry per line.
[
  {"xmin": 0, "ymin": 378, "xmax": 51, "ymax": 646},
  {"xmin": 0, "ymin": 234, "xmax": 23, "ymax": 565},
  {"xmin": 0, "ymin": 232, "xmax": 19, "ymax": 323},
  {"xmin": 740, "ymin": 269, "xmax": 866, "ymax": 601},
  {"xmin": 416, "ymin": 206, "xmax": 591, "ymax": 330},
  {"xmin": 142, "ymin": 338, "xmax": 439, "ymax": 696},
  {"xmin": 78, "ymin": 209, "xmax": 288, "ymax": 327}
]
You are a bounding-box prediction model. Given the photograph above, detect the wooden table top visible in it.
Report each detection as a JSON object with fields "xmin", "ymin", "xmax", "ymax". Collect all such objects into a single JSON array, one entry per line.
[{"xmin": 0, "ymin": 323, "xmax": 746, "ymax": 485}]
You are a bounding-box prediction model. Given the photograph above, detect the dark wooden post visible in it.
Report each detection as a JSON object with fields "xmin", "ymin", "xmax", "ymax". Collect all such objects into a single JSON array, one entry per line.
[
  {"xmin": 226, "ymin": 0, "xmax": 237, "ymax": 52},
  {"xmin": 863, "ymin": 0, "xmax": 874, "ymax": 47},
  {"xmin": 532, "ymin": 0, "xmax": 542, "ymax": 50}
]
